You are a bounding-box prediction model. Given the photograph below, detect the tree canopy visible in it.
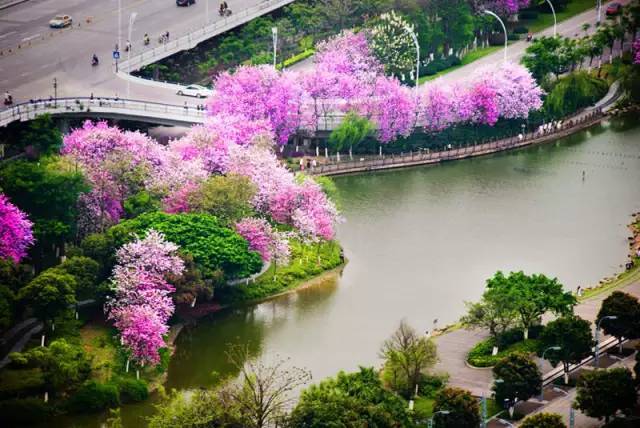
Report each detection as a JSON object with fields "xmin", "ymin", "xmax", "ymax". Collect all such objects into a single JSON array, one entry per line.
[
  {"xmin": 539, "ymin": 315, "xmax": 593, "ymax": 383},
  {"xmin": 575, "ymin": 368, "xmax": 637, "ymax": 423},
  {"xmin": 597, "ymin": 291, "xmax": 640, "ymax": 350},
  {"xmin": 432, "ymin": 387, "xmax": 481, "ymax": 428},
  {"xmin": 17, "ymin": 268, "xmax": 76, "ymax": 322},
  {"xmin": 492, "ymin": 352, "xmax": 542, "ymax": 403}
]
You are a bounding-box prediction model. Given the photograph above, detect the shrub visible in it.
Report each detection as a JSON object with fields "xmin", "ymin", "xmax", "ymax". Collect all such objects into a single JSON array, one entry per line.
[
  {"xmin": 544, "ymin": 72, "xmax": 609, "ymax": 119},
  {"xmin": 468, "ymin": 337, "xmax": 540, "ymax": 367},
  {"xmin": 508, "ymin": 34, "xmax": 520, "ymax": 41},
  {"xmin": 418, "ymin": 373, "xmax": 448, "ymax": 398},
  {"xmin": 0, "ymin": 397, "xmax": 53, "ymax": 425},
  {"xmin": 67, "ymin": 381, "xmax": 120, "ymax": 413},
  {"xmin": 421, "ymin": 56, "xmax": 462, "ymax": 76},
  {"xmin": 433, "ymin": 387, "xmax": 481, "ymax": 428},
  {"xmin": 514, "ymin": 26, "xmax": 529, "ymax": 34},
  {"xmin": 115, "ymin": 378, "xmax": 148, "ymax": 403},
  {"xmin": 519, "ymin": 11, "xmax": 539, "ymax": 20},
  {"xmin": 0, "ymin": 368, "xmax": 45, "ymax": 399},
  {"xmin": 520, "ymin": 413, "xmax": 567, "ymax": 428}
]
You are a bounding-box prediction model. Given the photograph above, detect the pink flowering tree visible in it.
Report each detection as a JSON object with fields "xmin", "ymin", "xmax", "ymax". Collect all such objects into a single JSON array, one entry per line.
[
  {"xmin": 315, "ymin": 30, "xmax": 383, "ymax": 78},
  {"xmin": 235, "ymin": 217, "xmax": 290, "ymax": 264},
  {"xmin": 0, "ymin": 194, "xmax": 35, "ymax": 263},
  {"xmin": 479, "ymin": 0, "xmax": 530, "ymax": 15},
  {"xmin": 106, "ymin": 230, "xmax": 184, "ymax": 366},
  {"xmin": 419, "ymin": 85, "xmax": 455, "ymax": 132},
  {"xmin": 633, "ymin": 39, "xmax": 640, "ymax": 65},
  {"xmin": 207, "ymin": 66, "xmax": 305, "ymax": 145}
]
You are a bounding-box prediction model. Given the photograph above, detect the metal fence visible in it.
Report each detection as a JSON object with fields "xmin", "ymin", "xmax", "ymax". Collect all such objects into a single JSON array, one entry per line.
[
  {"xmin": 0, "ymin": 97, "xmax": 206, "ymax": 127},
  {"xmin": 117, "ymin": 0, "xmax": 296, "ymax": 73}
]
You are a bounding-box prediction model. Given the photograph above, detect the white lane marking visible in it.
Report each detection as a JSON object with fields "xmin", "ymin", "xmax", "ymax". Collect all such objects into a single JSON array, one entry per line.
[
  {"xmin": 21, "ymin": 34, "xmax": 41, "ymax": 42},
  {"xmin": 0, "ymin": 31, "xmax": 17, "ymax": 40}
]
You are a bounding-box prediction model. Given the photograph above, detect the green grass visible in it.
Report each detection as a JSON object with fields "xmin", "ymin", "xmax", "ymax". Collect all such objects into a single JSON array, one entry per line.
[
  {"xmin": 467, "ymin": 338, "xmax": 541, "ymax": 367},
  {"xmin": 419, "ymin": 46, "xmax": 502, "ymax": 83},
  {"xmin": 80, "ymin": 323, "xmax": 118, "ymax": 382},
  {"xmin": 523, "ymin": 0, "xmax": 597, "ymax": 34},
  {"xmin": 413, "ymin": 396, "xmax": 435, "ymax": 418}
]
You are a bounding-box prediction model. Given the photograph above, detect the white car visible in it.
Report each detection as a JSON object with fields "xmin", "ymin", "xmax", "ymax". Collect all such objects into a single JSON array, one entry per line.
[
  {"xmin": 49, "ymin": 15, "xmax": 73, "ymax": 28},
  {"xmin": 176, "ymin": 85, "xmax": 213, "ymax": 98}
]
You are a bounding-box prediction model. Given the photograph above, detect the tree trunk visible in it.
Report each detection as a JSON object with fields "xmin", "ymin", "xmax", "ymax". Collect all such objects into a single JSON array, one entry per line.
[{"xmin": 523, "ymin": 327, "xmax": 529, "ymax": 340}]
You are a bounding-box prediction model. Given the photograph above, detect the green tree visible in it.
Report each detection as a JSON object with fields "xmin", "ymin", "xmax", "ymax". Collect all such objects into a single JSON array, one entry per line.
[
  {"xmin": 18, "ymin": 115, "xmax": 63, "ymax": 156},
  {"xmin": 328, "ymin": 112, "xmax": 374, "ymax": 153},
  {"xmin": 188, "ymin": 175, "xmax": 256, "ymax": 226},
  {"xmin": 0, "ymin": 284, "xmax": 14, "ymax": 331},
  {"xmin": 289, "ymin": 367, "xmax": 413, "ymax": 427},
  {"xmin": 523, "ymin": 36, "xmax": 567, "ymax": 82},
  {"xmin": 11, "ymin": 339, "xmax": 91, "ymax": 394},
  {"xmin": 597, "ymin": 291, "xmax": 640, "ymax": 353},
  {"xmin": 57, "ymin": 256, "xmax": 100, "ymax": 299},
  {"xmin": 543, "ymin": 72, "xmax": 609, "ymax": 119},
  {"xmin": 485, "ymin": 271, "xmax": 575, "ymax": 340},
  {"xmin": 520, "ymin": 413, "xmax": 567, "ymax": 428},
  {"xmin": 18, "ymin": 269, "xmax": 76, "ymax": 323},
  {"xmin": 461, "ymin": 293, "xmax": 517, "ymax": 346},
  {"xmin": 123, "ymin": 191, "xmax": 160, "ymax": 219},
  {"xmin": 575, "ymin": 368, "xmax": 637, "ymax": 423},
  {"xmin": 432, "ymin": 387, "xmax": 481, "ymax": 428},
  {"xmin": 379, "ymin": 319, "xmax": 437, "ymax": 397},
  {"xmin": 492, "ymin": 353, "xmax": 542, "ymax": 403},
  {"xmin": 148, "ymin": 388, "xmax": 242, "ymax": 428},
  {"xmin": 539, "ymin": 315, "xmax": 593, "ymax": 384},
  {"xmin": 0, "ymin": 156, "xmax": 88, "ymax": 251}
]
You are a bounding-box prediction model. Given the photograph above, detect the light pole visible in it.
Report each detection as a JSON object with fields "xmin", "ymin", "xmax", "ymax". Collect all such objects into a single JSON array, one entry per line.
[
  {"xmin": 597, "ymin": 0, "xmax": 602, "ymax": 25},
  {"xmin": 127, "ymin": 12, "xmax": 137, "ymax": 98},
  {"xmin": 539, "ymin": 346, "xmax": 561, "ymax": 401},
  {"xmin": 52, "ymin": 77, "xmax": 57, "ymax": 108},
  {"xmin": 428, "ymin": 410, "xmax": 450, "ymax": 428},
  {"xmin": 595, "ymin": 315, "xmax": 617, "ymax": 367},
  {"xmin": 402, "ymin": 24, "xmax": 420, "ymax": 94},
  {"xmin": 545, "ymin": 0, "xmax": 557, "ymax": 37},
  {"xmin": 484, "ymin": 10, "xmax": 508, "ymax": 63},
  {"xmin": 118, "ymin": 0, "xmax": 122, "ymax": 52},
  {"xmin": 272, "ymin": 27, "xmax": 278, "ymax": 69}
]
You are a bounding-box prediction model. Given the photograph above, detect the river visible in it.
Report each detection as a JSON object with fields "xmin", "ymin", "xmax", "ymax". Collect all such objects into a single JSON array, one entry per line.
[{"xmin": 59, "ymin": 115, "xmax": 640, "ymax": 427}]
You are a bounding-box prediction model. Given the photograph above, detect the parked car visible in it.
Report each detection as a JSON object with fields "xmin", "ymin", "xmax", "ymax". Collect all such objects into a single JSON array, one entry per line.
[
  {"xmin": 176, "ymin": 0, "xmax": 196, "ymax": 6},
  {"xmin": 49, "ymin": 15, "xmax": 73, "ymax": 28},
  {"xmin": 176, "ymin": 85, "xmax": 213, "ymax": 98},
  {"xmin": 606, "ymin": 2, "xmax": 622, "ymax": 16}
]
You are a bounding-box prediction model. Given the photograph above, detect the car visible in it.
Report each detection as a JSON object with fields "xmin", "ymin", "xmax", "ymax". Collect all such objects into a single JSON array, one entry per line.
[
  {"xmin": 176, "ymin": 0, "xmax": 196, "ymax": 6},
  {"xmin": 605, "ymin": 2, "xmax": 622, "ymax": 16},
  {"xmin": 49, "ymin": 15, "xmax": 73, "ymax": 28},
  {"xmin": 176, "ymin": 84, "xmax": 212, "ymax": 98}
]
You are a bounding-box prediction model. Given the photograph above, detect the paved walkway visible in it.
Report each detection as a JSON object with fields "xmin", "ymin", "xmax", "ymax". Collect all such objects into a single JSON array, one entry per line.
[{"xmin": 433, "ymin": 270, "xmax": 640, "ymax": 398}]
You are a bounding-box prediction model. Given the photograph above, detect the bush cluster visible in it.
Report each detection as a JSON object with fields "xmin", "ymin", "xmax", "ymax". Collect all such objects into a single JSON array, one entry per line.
[{"xmin": 421, "ymin": 56, "xmax": 462, "ymax": 76}]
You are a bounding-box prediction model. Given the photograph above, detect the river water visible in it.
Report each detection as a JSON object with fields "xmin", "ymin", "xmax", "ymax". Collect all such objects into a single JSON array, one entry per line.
[{"xmin": 60, "ymin": 116, "xmax": 640, "ymax": 427}]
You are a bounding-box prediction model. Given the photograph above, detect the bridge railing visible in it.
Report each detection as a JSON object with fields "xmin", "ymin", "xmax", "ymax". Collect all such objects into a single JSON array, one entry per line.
[
  {"xmin": 0, "ymin": 97, "xmax": 206, "ymax": 127},
  {"xmin": 118, "ymin": 0, "xmax": 295, "ymax": 73}
]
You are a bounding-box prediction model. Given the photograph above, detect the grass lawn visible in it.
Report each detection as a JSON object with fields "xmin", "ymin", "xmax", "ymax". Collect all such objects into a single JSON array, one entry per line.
[
  {"xmin": 79, "ymin": 322, "xmax": 117, "ymax": 382},
  {"xmin": 413, "ymin": 396, "xmax": 435, "ymax": 418},
  {"xmin": 524, "ymin": 0, "xmax": 598, "ymax": 34}
]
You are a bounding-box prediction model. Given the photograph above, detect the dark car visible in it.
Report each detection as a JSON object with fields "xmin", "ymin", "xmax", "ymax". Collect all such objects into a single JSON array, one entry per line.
[
  {"xmin": 606, "ymin": 2, "xmax": 622, "ymax": 16},
  {"xmin": 176, "ymin": 0, "xmax": 195, "ymax": 6}
]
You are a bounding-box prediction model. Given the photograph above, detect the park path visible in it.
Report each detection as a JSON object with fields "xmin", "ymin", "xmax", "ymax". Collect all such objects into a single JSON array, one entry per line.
[{"xmin": 433, "ymin": 271, "xmax": 640, "ymax": 398}]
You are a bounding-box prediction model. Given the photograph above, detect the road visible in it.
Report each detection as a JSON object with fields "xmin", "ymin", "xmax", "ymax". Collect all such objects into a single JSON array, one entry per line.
[
  {"xmin": 0, "ymin": 0, "xmax": 632, "ymax": 114},
  {"xmin": 289, "ymin": 0, "xmax": 632, "ymax": 84},
  {"xmin": 0, "ymin": 0, "xmax": 271, "ymax": 106}
]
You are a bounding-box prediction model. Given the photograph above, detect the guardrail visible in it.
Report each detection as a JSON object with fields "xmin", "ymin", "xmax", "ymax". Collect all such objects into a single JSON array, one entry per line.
[
  {"xmin": 0, "ymin": 97, "xmax": 206, "ymax": 127},
  {"xmin": 117, "ymin": 0, "xmax": 295, "ymax": 73}
]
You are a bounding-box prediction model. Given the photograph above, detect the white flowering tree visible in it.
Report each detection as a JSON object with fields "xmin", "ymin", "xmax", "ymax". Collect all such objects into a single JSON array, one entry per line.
[{"xmin": 369, "ymin": 11, "xmax": 416, "ymax": 81}]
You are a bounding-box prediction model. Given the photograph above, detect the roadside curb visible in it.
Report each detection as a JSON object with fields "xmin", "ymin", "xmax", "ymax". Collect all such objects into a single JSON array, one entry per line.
[{"xmin": 0, "ymin": 0, "xmax": 29, "ymax": 11}]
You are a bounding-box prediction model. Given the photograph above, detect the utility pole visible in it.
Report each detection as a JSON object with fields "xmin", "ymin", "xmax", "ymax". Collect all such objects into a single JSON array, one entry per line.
[{"xmin": 53, "ymin": 77, "xmax": 57, "ymax": 107}]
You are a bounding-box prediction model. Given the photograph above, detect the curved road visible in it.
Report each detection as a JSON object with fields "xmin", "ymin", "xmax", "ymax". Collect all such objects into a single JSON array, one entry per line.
[{"xmin": 0, "ymin": 0, "xmax": 632, "ymax": 114}]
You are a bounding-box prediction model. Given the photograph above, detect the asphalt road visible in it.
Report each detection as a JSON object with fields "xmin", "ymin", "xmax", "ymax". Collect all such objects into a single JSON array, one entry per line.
[
  {"xmin": 0, "ymin": 0, "xmax": 268, "ymax": 105},
  {"xmin": 0, "ymin": 0, "xmax": 633, "ymax": 110}
]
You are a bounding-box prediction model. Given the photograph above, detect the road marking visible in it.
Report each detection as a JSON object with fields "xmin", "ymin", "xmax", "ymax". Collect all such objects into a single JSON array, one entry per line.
[
  {"xmin": 0, "ymin": 31, "xmax": 17, "ymax": 40},
  {"xmin": 21, "ymin": 33, "xmax": 40, "ymax": 42}
]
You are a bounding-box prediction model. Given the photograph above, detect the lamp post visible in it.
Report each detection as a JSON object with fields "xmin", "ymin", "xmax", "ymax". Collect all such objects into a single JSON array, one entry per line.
[
  {"xmin": 428, "ymin": 410, "xmax": 450, "ymax": 428},
  {"xmin": 127, "ymin": 12, "xmax": 137, "ymax": 98},
  {"xmin": 595, "ymin": 315, "xmax": 617, "ymax": 367},
  {"xmin": 52, "ymin": 77, "xmax": 57, "ymax": 108},
  {"xmin": 402, "ymin": 24, "xmax": 420, "ymax": 94},
  {"xmin": 484, "ymin": 10, "xmax": 508, "ymax": 63},
  {"xmin": 544, "ymin": 0, "xmax": 557, "ymax": 37},
  {"xmin": 118, "ymin": 0, "xmax": 122, "ymax": 52},
  {"xmin": 272, "ymin": 27, "xmax": 278, "ymax": 68},
  {"xmin": 539, "ymin": 346, "xmax": 561, "ymax": 401},
  {"xmin": 597, "ymin": 0, "xmax": 602, "ymax": 25}
]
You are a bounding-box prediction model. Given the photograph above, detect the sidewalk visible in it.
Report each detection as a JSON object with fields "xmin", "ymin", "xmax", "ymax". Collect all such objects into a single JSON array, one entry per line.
[{"xmin": 433, "ymin": 270, "xmax": 640, "ymax": 398}]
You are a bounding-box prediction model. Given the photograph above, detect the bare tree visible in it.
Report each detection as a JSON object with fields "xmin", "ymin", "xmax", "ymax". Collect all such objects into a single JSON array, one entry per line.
[
  {"xmin": 379, "ymin": 320, "xmax": 438, "ymax": 397},
  {"xmin": 222, "ymin": 344, "xmax": 312, "ymax": 428}
]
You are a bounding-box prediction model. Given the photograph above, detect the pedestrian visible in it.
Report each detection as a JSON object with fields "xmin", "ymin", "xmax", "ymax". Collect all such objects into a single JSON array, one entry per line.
[
  {"xmin": 165, "ymin": 31, "xmax": 170, "ymax": 40},
  {"xmin": 299, "ymin": 158, "xmax": 304, "ymax": 171},
  {"xmin": 306, "ymin": 158, "xmax": 311, "ymax": 170},
  {"xmin": 312, "ymin": 158, "xmax": 317, "ymax": 169},
  {"xmin": 582, "ymin": 170, "xmax": 586, "ymax": 181},
  {"xmin": 184, "ymin": 101, "xmax": 188, "ymax": 111}
]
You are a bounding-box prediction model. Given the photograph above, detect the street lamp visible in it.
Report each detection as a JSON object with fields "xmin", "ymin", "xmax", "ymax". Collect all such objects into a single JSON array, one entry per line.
[
  {"xmin": 428, "ymin": 410, "xmax": 450, "ymax": 428},
  {"xmin": 127, "ymin": 12, "xmax": 138, "ymax": 98},
  {"xmin": 402, "ymin": 24, "xmax": 420, "ymax": 95},
  {"xmin": 52, "ymin": 77, "xmax": 57, "ymax": 108},
  {"xmin": 597, "ymin": 0, "xmax": 602, "ymax": 25},
  {"xmin": 545, "ymin": 0, "xmax": 557, "ymax": 37},
  {"xmin": 595, "ymin": 315, "xmax": 617, "ymax": 367},
  {"xmin": 272, "ymin": 27, "xmax": 278, "ymax": 68},
  {"xmin": 539, "ymin": 346, "xmax": 561, "ymax": 401},
  {"xmin": 483, "ymin": 10, "xmax": 508, "ymax": 63}
]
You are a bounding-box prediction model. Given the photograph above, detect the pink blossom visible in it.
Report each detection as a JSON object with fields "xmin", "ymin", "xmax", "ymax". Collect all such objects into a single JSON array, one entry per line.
[
  {"xmin": 0, "ymin": 194, "xmax": 35, "ymax": 263},
  {"xmin": 235, "ymin": 217, "xmax": 290, "ymax": 263}
]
